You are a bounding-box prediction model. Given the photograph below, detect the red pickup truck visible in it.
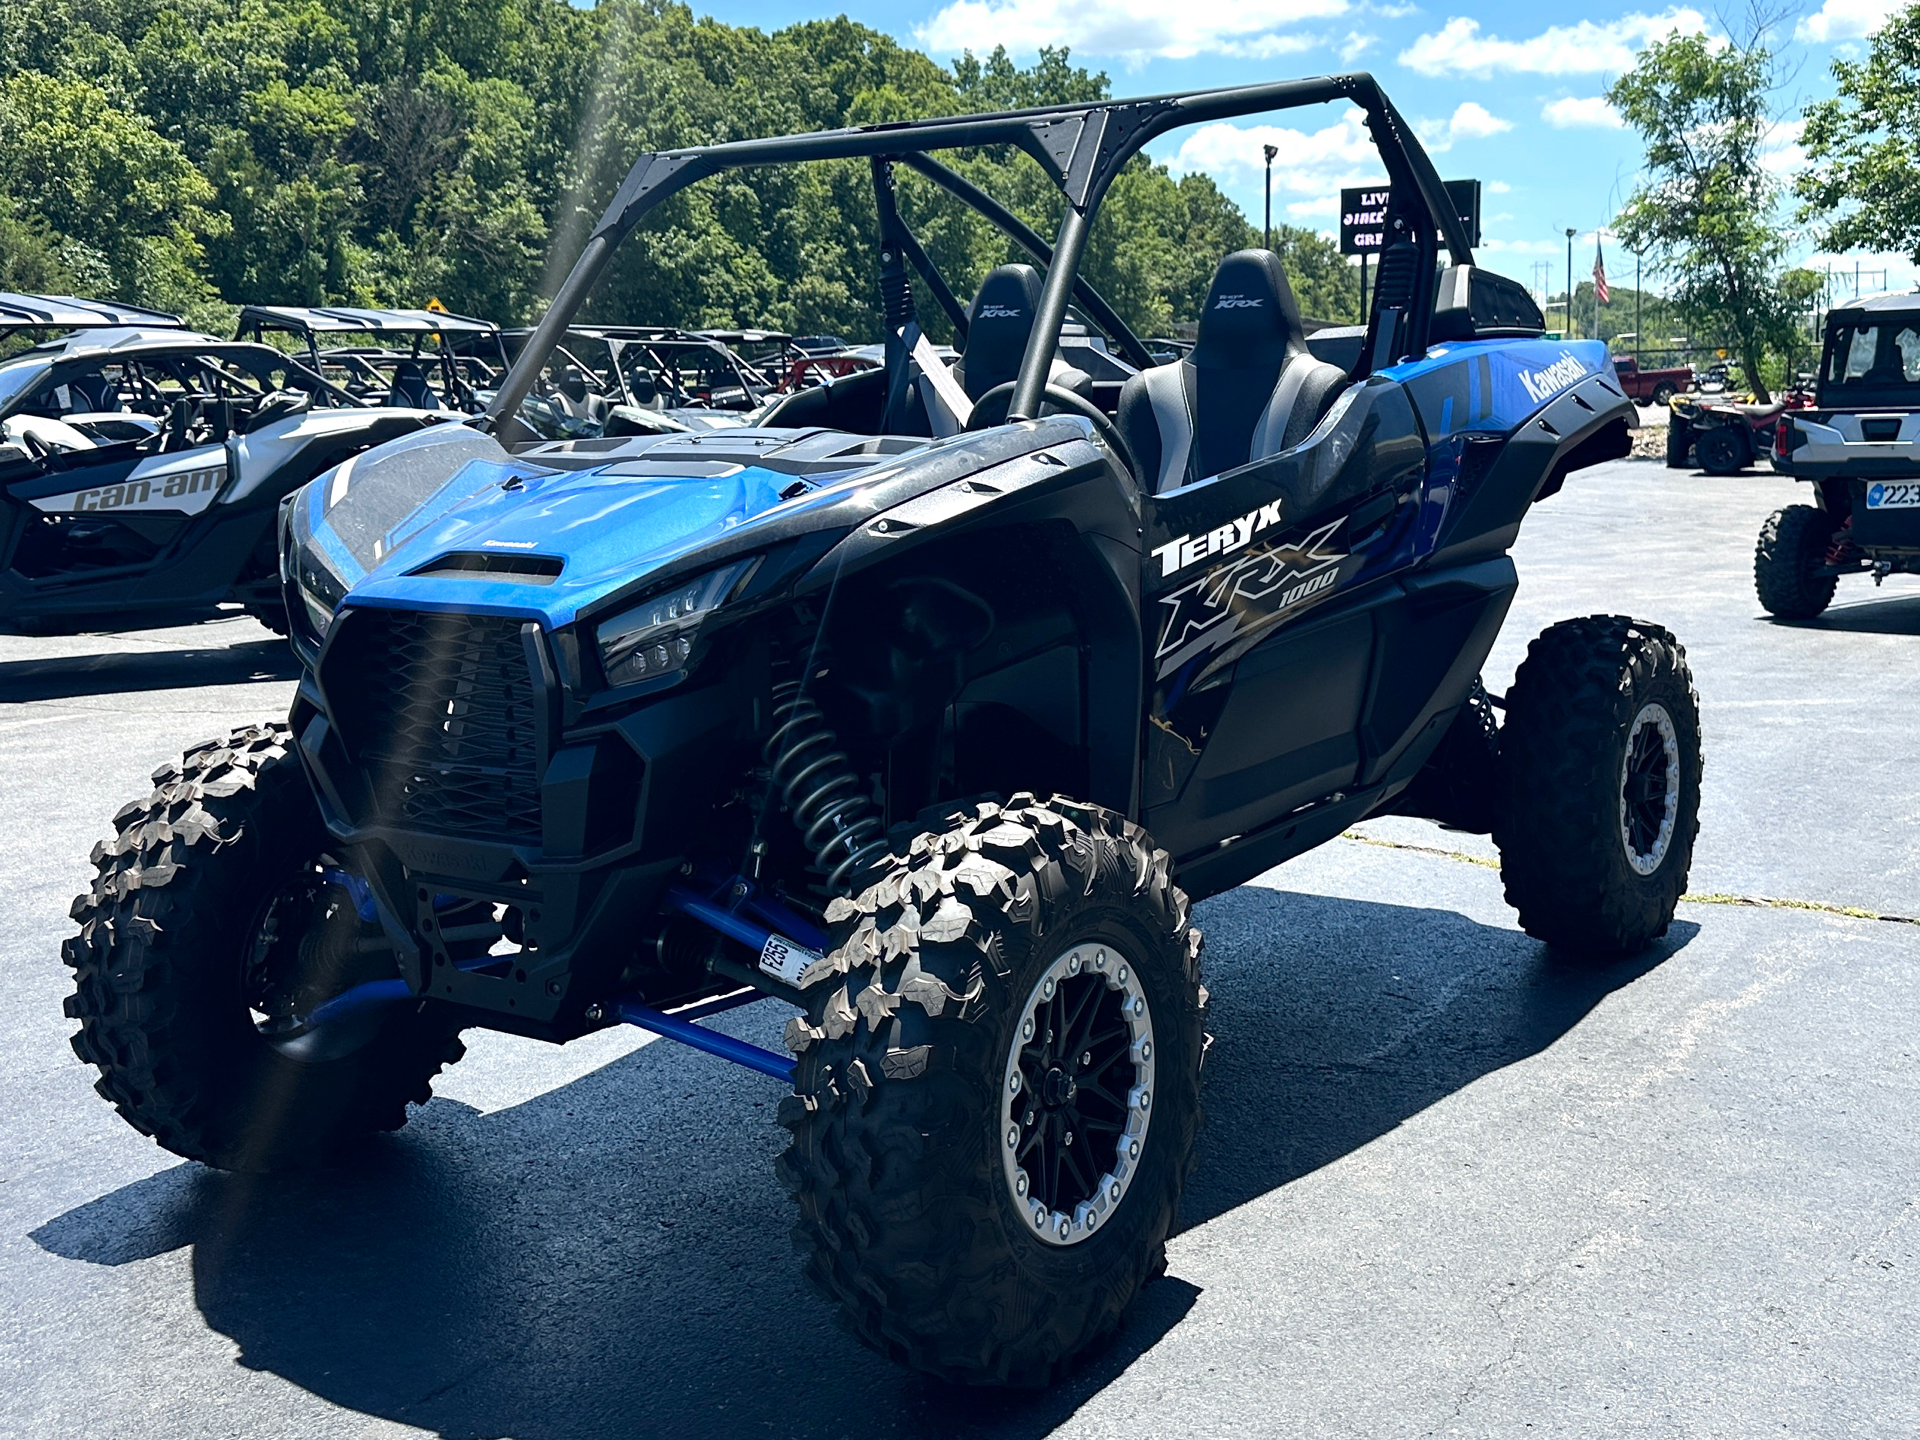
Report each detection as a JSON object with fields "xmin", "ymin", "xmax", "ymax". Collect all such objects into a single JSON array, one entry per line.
[{"xmin": 1610, "ymin": 355, "xmax": 1693, "ymax": 406}]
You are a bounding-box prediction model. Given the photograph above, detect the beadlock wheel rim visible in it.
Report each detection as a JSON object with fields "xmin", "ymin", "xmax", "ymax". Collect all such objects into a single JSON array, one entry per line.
[
  {"xmin": 999, "ymin": 941, "xmax": 1155, "ymax": 1248},
  {"xmin": 1620, "ymin": 701, "xmax": 1681, "ymax": 876}
]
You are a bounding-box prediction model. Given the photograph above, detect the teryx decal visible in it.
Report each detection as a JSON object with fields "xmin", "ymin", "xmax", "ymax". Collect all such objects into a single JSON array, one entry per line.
[
  {"xmin": 1151, "ymin": 499, "xmax": 1285, "ymax": 577},
  {"xmin": 1154, "ymin": 517, "xmax": 1346, "ymax": 676}
]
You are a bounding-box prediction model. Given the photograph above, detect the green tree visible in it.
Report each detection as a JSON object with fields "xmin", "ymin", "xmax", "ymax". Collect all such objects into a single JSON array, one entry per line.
[
  {"xmin": 1609, "ymin": 28, "xmax": 1796, "ymax": 402},
  {"xmin": 1797, "ymin": 8, "xmax": 1920, "ymax": 261}
]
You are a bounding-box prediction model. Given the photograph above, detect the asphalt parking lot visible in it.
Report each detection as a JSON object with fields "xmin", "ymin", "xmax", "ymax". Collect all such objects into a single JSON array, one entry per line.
[{"xmin": 2, "ymin": 458, "xmax": 1916, "ymax": 1438}]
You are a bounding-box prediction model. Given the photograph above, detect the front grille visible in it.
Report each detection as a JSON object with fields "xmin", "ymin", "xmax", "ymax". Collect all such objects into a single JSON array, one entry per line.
[{"xmin": 328, "ymin": 609, "xmax": 543, "ymax": 843}]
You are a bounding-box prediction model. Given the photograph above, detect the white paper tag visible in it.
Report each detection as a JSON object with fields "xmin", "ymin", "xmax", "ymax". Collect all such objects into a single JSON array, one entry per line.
[{"xmin": 758, "ymin": 933, "xmax": 822, "ymax": 986}]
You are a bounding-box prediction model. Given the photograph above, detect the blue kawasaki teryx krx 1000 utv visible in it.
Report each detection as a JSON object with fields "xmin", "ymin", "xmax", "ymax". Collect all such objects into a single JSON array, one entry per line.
[{"xmin": 64, "ymin": 75, "xmax": 1701, "ymax": 1385}]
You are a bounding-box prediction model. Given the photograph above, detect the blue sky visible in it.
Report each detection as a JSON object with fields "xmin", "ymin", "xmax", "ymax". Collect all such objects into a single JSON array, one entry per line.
[{"xmin": 700, "ymin": 0, "xmax": 1914, "ymax": 300}]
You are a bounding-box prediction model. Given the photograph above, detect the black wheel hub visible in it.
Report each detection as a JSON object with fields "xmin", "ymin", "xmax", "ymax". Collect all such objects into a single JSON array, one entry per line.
[
  {"xmin": 1620, "ymin": 702, "xmax": 1680, "ymax": 874},
  {"xmin": 1014, "ymin": 973, "xmax": 1133, "ymax": 1216}
]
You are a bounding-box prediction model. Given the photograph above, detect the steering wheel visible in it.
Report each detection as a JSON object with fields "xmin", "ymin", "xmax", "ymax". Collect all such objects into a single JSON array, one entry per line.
[{"xmin": 963, "ymin": 380, "xmax": 1140, "ymax": 483}]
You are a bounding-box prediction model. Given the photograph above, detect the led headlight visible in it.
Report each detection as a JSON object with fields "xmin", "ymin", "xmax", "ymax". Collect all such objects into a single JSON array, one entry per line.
[
  {"xmin": 280, "ymin": 485, "xmax": 351, "ymax": 641},
  {"xmin": 595, "ymin": 558, "xmax": 758, "ymax": 686}
]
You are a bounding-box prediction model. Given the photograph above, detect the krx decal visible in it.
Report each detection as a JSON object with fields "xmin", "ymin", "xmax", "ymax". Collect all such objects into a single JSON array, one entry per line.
[{"xmin": 1154, "ymin": 516, "xmax": 1346, "ymax": 677}]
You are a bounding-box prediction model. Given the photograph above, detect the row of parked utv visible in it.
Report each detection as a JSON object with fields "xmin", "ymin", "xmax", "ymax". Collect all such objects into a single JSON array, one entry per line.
[
  {"xmin": 0, "ymin": 293, "xmax": 901, "ymax": 633},
  {"xmin": 21, "ymin": 69, "xmax": 1913, "ymax": 1392}
]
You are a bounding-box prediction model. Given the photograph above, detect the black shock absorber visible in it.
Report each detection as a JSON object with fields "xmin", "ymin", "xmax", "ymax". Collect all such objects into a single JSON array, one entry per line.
[{"xmin": 763, "ymin": 678, "xmax": 890, "ymax": 894}]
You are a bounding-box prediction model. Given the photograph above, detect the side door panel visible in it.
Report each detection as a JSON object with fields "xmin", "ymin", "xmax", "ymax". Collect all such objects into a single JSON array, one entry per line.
[{"xmin": 1139, "ymin": 380, "xmax": 1428, "ymax": 858}]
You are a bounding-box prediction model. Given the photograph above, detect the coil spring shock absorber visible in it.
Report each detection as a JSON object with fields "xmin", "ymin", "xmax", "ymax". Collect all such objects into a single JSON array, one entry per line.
[{"xmin": 763, "ymin": 678, "xmax": 890, "ymax": 894}]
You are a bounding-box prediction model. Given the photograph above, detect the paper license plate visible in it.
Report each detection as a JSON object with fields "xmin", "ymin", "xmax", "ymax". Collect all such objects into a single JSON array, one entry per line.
[
  {"xmin": 758, "ymin": 933, "xmax": 823, "ymax": 985},
  {"xmin": 1865, "ymin": 481, "xmax": 1920, "ymax": 509}
]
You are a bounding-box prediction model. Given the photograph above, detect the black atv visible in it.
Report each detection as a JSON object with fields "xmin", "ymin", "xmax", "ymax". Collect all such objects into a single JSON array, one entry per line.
[
  {"xmin": 1762, "ymin": 293, "xmax": 1920, "ymax": 617},
  {"xmin": 63, "ymin": 75, "xmax": 1702, "ymax": 1387}
]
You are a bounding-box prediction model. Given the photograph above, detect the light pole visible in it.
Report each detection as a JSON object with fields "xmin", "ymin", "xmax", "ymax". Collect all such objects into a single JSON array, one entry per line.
[
  {"xmin": 1263, "ymin": 144, "xmax": 1278, "ymax": 251},
  {"xmin": 1565, "ymin": 227, "xmax": 1576, "ymax": 338}
]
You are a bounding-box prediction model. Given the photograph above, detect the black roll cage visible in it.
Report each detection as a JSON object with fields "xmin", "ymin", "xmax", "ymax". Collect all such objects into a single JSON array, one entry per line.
[{"xmin": 485, "ymin": 72, "xmax": 1472, "ymax": 436}]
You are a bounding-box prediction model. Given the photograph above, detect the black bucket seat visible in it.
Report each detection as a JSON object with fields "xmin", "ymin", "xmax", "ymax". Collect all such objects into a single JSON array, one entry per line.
[
  {"xmin": 916, "ymin": 264, "xmax": 1091, "ymax": 435},
  {"xmin": 1116, "ymin": 249, "xmax": 1347, "ymax": 492}
]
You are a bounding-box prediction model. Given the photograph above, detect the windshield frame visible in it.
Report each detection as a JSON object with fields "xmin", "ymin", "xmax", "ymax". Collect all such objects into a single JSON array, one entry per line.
[{"xmin": 484, "ymin": 72, "xmax": 1468, "ymax": 438}]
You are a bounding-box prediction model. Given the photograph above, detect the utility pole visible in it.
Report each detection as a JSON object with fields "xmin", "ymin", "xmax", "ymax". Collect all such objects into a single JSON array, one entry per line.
[
  {"xmin": 1634, "ymin": 246, "xmax": 1643, "ymax": 367},
  {"xmin": 1262, "ymin": 144, "xmax": 1278, "ymax": 251},
  {"xmin": 1565, "ymin": 228, "xmax": 1576, "ymax": 339}
]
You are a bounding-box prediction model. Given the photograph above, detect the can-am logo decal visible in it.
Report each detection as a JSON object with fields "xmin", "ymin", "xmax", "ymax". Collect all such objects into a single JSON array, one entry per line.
[
  {"xmin": 1152, "ymin": 499, "xmax": 1285, "ymax": 577},
  {"xmin": 1154, "ymin": 517, "xmax": 1346, "ymax": 674},
  {"xmin": 1517, "ymin": 351, "xmax": 1587, "ymax": 404},
  {"xmin": 977, "ymin": 303, "xmax": 1024, "ymax": 319},
  {"xmin": 1214, "ymin": 294, "xmax": 1263, "ymax": 309},
  {"xmin": 34, "ymin": 466, "xmax": 224, "ymax": 516}
]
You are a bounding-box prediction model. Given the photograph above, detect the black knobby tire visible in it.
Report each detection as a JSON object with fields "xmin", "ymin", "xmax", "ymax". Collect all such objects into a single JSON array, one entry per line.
[
  {"xmin": 1494, "ymin": 617, "xmax": 1702, "ymax": 957},
  {"xmin": 776, "ymin": 795, "xmax": 1205, "ymax": 1386},
  {"xmin": 1664, "ymin": 418, "xmax": 1692, "ymax": 469},
  {"xmin": 63, "ymin": 724, "xmax": 463, "ymax": 1172},
  {"xmin": 1754, "ymin": 505, "xmax": 1838, "ymax": 619},
  {"xmin": 244, "ymin": 600, "xmax": 291, "ymax": 636},
  {"xmin": 1695, "ymin": 425, "xmax": 1749, "ymax": 475}
]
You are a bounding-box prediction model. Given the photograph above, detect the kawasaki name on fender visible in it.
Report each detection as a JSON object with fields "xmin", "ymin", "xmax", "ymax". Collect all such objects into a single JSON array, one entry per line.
[{"xmin": 1518, "ymin": 350, "xmax": 1589, "ymax": 403}]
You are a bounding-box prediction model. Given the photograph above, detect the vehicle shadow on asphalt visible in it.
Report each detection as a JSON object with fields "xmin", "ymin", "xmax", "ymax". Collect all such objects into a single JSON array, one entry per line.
[
  {"xmin": 1764, "ymin": 592, "xmax": 1920, "ymax": 636},
  {"xmin": 0, "ymin": 640, "xmax": 300, "ymax": 702},
  {"xmin": 29, "ymin": 888, "xmax": 1690, "ymax": 1440}
]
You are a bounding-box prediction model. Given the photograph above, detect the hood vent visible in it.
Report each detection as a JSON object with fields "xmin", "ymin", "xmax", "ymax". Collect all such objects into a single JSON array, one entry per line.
[{"xmin": 410, "ymin": 551, "xmax": 564, "ymax": 583}]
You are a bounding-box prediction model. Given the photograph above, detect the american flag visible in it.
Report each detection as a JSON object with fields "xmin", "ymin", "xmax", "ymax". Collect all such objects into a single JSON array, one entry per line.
[{"xmin": 1593, "ymin": 239, "xmax": 1610, "ymax": 306}]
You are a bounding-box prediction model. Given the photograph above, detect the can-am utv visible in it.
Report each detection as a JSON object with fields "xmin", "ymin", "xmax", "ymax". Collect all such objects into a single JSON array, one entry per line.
[
  {"xmin": 64, "ymin": 75, "xmax": 1701, "ymax": 1386},
  {"xmin": 1760, "ymin": 292, "xmax": 1920, "ymax": 616},
  {"xmin": 0, "ymin": 299, "xmax": 459, "ymax": 633}
]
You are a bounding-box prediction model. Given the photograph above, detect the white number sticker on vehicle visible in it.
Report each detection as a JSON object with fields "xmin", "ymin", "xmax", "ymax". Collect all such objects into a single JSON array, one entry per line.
[
  {"xmin": 758, "ymin": 933, "xmax": 822, "ymax": 986},
  {"xmin": 1865, "ymin": 481, "xmax": 1920, "ymax": 509}
]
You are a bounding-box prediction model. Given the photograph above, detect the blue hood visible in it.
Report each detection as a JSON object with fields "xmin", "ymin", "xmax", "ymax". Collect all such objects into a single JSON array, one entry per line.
[{"xmin": 342, "ymin": 458, "xmax": 849, "ymax": 626}]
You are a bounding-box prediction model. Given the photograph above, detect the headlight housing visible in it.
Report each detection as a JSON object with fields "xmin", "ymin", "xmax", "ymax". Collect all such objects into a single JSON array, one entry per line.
[
  {"xmin": 595, "ymin": 558, "xmax": 759, "ymax": 686},
  {"xmin": 280, "ymin": 482, "xmax": 353, "ymax": 642}
]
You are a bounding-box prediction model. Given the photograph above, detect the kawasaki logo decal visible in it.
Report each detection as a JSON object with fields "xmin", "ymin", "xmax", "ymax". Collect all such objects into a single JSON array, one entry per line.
[
  {"xmin": 1517, "ymin": 351, "xmax": 1587, "ymax": 403},
  {"xmin": 1213, "ymin": 294, "xmax": 1263, "ymax": 309},
  {"xmin": 977, "ymin": 303, "xmax": 1024, "ymax": 318},
  {"xmin": 1153, "ymin": 517, "xmax": 1347, "ymax": 676}
]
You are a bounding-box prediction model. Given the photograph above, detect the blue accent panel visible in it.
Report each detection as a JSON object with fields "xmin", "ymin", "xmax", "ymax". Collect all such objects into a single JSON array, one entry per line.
[
  {"xmin": 1389, "ymin": 337, "xmax": 1614, "ymax": 442},
  {"xmin": 339, "ymin": 462, "xmax": 852, "ymax": 628},
  {"xmin": 613, "ymin": 998, "xmax": 794, "ymax": 1080}
]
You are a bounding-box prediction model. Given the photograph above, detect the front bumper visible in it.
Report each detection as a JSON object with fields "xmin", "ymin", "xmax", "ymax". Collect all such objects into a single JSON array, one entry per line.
[{"xmin": 289, "ymin": 601, "xmax": 761, "ymax": 1036}]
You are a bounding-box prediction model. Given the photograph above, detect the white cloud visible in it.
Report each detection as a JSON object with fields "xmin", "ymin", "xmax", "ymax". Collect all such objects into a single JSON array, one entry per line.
[
  {"xmin": 1339, "ymin": 30, "xmax": 1378, "ymax": 60},
  {"xmin": 1797, "ymin": 0, "xmax": 1902, "ymax": 42},
  {"xmin": 1287, "ymin": 196, "xmax": 1340, "ymax": 217},
  {"xmin": 1488, "ymin": 179, "xmax": 1513, "ymax": 193},
  {"xmin": 1421, "ymin": 100, "xmax": 1514, "ymax": 150},
  {"xmin": 915, "ymin": 0, "xmax": 1346, "ymax": 63},
  {"xmin": 1763, "ymin": 117, "xmax": 1806, "ymax": 174},
  {"xmin": 1166, "ymin": 110, "xmax": 1386, "ymax": 201},
  {"xmin": 1398, "ymin": 9, "xmax": 1708, "ymax": 76},
  {"xmin": 1542, "ymin": 96, "xmax": 1624, "ymax": 128}
]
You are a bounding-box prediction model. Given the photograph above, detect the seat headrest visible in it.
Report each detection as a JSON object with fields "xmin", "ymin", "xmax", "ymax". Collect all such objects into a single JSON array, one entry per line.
[
  {"xmin": 1190, "ymin": 249, "xmax": 1304, "ymax": 371},
  {"xmin": 960, "ymin": 263, "xmax": 1044, "ymax": 401}
]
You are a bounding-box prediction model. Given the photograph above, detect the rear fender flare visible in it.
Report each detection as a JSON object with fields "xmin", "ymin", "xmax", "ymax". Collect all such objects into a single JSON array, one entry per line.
[{"xmin": 1430, "ymin": 374, "xmax": 1634, "ymax": 565}]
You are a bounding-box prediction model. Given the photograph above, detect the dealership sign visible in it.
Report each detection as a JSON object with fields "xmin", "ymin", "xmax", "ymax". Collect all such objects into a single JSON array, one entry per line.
[{"xmin": 1339, "ymin": 180, "xmax": 1482, "ymax": 255}]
